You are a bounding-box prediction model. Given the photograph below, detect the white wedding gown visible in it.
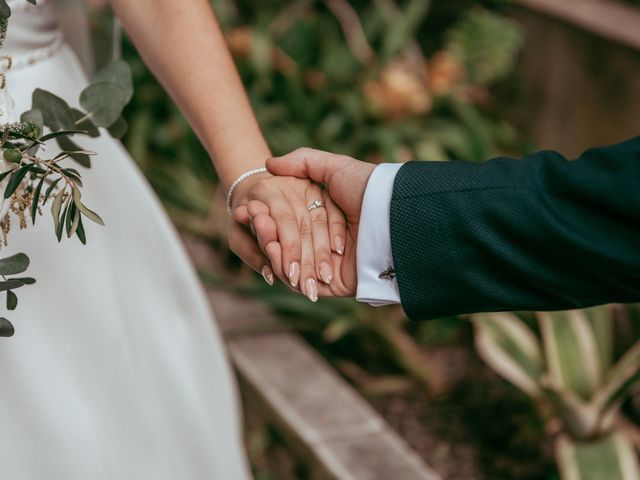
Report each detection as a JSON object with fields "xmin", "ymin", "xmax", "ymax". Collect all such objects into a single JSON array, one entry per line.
[{"xmin": 0, "ymin": 1, "xmax": 251, "ymax": 478}]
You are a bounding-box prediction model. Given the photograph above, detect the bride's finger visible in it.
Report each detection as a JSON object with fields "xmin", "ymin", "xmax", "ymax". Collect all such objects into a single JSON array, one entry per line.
[
  {"xmin": 228, "ymin": 223, "xmax": 274, "ymax": 285},
  {"xmin": 232, "ymin": 205, "xmax": 250, "ymax": 226},
  {"xmin": 306, "ymin": 185, "xmax": 333, "ymax": 285},
  {"xmin": 251, "ymin": 194, "xmax": 303, "ymax": 289},
  {"xmin": 252, "ymin": 212, "xmax": 278, "ymax": 257},
  {"xmin": 323, "ymin": 190, "xmax": 346, "ymax": 255},
  {"xmin": 297, "ymin": 209, "xmax": 318, "ymax": 302}
]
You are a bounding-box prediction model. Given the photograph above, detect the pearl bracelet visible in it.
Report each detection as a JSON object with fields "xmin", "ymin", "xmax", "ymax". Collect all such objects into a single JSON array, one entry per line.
[{"xmin": 226, "ymin": 167, "xmax": 268, "ymax": 213}]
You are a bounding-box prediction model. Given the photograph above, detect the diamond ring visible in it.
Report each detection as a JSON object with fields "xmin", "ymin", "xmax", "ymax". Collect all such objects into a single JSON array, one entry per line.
[{"xmin": 307, "ymin": 200, "xmax": 325, "ymax": 212}]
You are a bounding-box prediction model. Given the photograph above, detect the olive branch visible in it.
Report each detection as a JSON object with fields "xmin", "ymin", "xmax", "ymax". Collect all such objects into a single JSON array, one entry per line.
[{"xmin": 0, "ymin": 0, "xmax": 133, "ymax": 336}]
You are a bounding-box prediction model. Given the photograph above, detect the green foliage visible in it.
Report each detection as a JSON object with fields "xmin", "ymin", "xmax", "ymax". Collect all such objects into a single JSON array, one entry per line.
[
  {"xmin": 445, "ymin": 8, "xmax": 524, "ymax": 86},
  {"xmin": 0, "ymin": 252, "xmax": 35, "ymax": 337},
  {"xmin": 123, "ymin": 1, "xmax": 525, "ymax": 220},
  {"xmin": 0, "ymin": 0, "xmax": 133, "ymax": 336},
  {"xmin": 473, "ymin": 307, "xmax": 640, "ymax": 479}
]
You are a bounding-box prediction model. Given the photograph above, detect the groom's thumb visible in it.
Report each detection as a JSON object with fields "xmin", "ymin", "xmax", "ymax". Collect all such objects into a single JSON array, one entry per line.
[{"xmin": 266, "ymin": 148, "xmax": 342, "ymax": 185}]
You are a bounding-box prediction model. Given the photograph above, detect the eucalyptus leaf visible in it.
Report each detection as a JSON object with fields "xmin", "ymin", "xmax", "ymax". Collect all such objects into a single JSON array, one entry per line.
[
  {"xmin": 0, "ymin": 0, "xmax": 10, "ymax": 18},
  {"xmin": 0, "ymin": 317, "xmax": 14, "ymax": 338},
  {"xmin": 0, "ymin": 252, "xmax": 29, "ymax": 275},
  {"xmin": 107, "ymin": 116, "xmax": 128, "ymax": 139},
  {"xmin": 0, "ymin": 279, "xmax": 27, "ymax": 291},
  {"xmin": 20, "ymin": 108, "xmax": 44, "ymax": 132},
  {"xmin": 32, "ymin": 89, "xmax": 75, "ymax": 131},
  {"xmin": 71, "ymin": 108, "xmax": 100, "ymax": 137},
  {"xmin": 6, "ymin": 290, "xmax": 16, "ymax": 310},
  {"xmin": 79, "ymin": 82, "xmax": 128, "ymax": 128},
  {"xmin": 93, "ymin": 59, "xmax": 134, "ymax": 103}
]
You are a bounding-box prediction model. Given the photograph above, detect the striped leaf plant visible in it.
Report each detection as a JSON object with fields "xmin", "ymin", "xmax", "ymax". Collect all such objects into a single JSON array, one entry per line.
[{"xmin": 473, "ymin": 306, "xmax": 640, "ymax": 480}]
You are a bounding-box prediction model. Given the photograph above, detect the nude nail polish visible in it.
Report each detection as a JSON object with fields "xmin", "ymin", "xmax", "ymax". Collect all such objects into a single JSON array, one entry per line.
[
  {"xmin": 320, "ymin": 262, "xmax": 333, "ymax": 284},
  {"xmin": 288, "ymin": 262, "xmax": 300, "ymax": 287},
  {"xmin": 335, "ymin": 236, "xmax": 345, "ymax": 255},
  {"xmin": 261, "ymin": 265, "xmax": 274, "ymax": 286},
  {"xmin": 305, "ymin": 278, "xmax": 318, "ymax": 302}
]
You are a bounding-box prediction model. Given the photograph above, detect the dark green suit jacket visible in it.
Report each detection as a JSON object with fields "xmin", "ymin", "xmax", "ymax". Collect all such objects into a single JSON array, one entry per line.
[{"xmin": 390, "ymin": 137, "xmax": 640, "ymax": 321}]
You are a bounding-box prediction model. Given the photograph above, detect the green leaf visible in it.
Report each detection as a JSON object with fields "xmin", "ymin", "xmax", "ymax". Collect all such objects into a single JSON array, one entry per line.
[
  {"xmin": 72, "ymin": 188, "xmax": 104, "ymax": 226},
  {"xmin": 4, "ymin": 165, "xmax": 31, "ymax": 198},
  {"xmin": 93, "ymin": 59, "xmax": 134, "ymax": 103},
  {"xmin": 65, "ymin": 199, "xmax": 79, "ymax": 238},
  {"xmin": 20, "ymin": 108, "xmax": 44, "ymax": 132},
  {"xmin": 594, "ymin": 340, "xmax": 640, "ymax": 415},
  {"xmin": 32, "ymin": 89, "xmax": 75, "ymax": 131},
  {"xmin": 79, "ymin": 82, "xmax": 128, "ymax": 128},
  {"xmin": 56, "ymin": 136, "xmax": 91, "ymax": 168},
  {"xmin": 42, "ymin": 177, "xmax": 61, "ymax": 205},
  {"xmin": 0, "ymin": 252, "xmax": 29, "ymax": 275},
  {"xmin": 30, "ymin": 175, "xmax": 45, "ymax": 224},
  {"xmin": 56, "ymin": 198, "xmax": 70, "ymax": 242},
  {"xmin": 538, "ymin": 310, "xmax": 602, "ymax": 400},
  {"xmin": 0, "ymin": 279, "xmax": 28, "ymax": 291},
  {"xmin": 107, "ymin": 116, "xmax": 128, "ymax": 139},
  {"xmin": 584, "ymin": 306, "xmax": 613, "ymax": 372},
  {"xmin": 0, "ymin": 0, "xmax": 10, "ymax": 18},
  {"xmin": 51, "ymin": 188, "xmax": 65, "ymax": 233},
  {"xmin": 0, "ymin": 167, "xmax": 14, "ymax": 184},
  {"xmin": 556, "ymin": 432, "xmax": 640, "ymax": 480},
  {"xmin": 39, "ymin": 129, "xmax": 88, "ymax": 143},
  {"xmin": 541, "ymin": 380, "xmax": 600, "ymax": 439},
  {"xmin": 11, "ymin": 277, "xmax": 35, "ymax": 285},
  {"xmin": 71, "ymin": 108, "xmax": 100, "ymax": 137},
  {"xmin": 75, "ymin": 215, "xmax": 86, "ymax": 244},
  {"xmin": 6, "ymin": 290, "xmax": 16, "ymax": 310},
  {"xmin": 381, "ymin": 0, "xmax": 431, "ymax": 60},
  {"xmin": 473, "ymin": 312, "xmax": 544, "ymax": 397},
  {"xmin": 0, "ymin": 317, "xmax": 14, "ymax": 337}
]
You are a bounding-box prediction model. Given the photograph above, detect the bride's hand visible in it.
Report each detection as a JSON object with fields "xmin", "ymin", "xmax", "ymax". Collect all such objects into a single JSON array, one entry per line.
[{"xmin": 232, "ymin": 175, "xmax": 350, "ymax": 300}]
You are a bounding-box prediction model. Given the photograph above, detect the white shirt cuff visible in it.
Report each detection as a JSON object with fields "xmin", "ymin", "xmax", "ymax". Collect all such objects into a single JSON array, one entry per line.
[{"xmin": 356, "ymin": 163, "xmax": 402, "ymax": 306}]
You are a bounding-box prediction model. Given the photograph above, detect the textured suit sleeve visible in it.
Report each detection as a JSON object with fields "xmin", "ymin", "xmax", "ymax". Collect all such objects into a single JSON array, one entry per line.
[{"xmin": 390, "ymin": 137, "xmax": 640, "ymax": 321}]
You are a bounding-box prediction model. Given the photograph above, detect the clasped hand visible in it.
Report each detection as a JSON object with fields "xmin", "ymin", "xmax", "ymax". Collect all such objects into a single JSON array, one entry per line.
[{"xmin": 230, "ymin": 148, "xmax": 375, "ymax": 301}]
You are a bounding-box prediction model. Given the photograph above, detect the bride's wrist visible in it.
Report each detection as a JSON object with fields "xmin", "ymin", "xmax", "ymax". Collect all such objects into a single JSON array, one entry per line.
[{"xmin": 228, "ymin": 170, "xmax": 272, "ymax": 210}]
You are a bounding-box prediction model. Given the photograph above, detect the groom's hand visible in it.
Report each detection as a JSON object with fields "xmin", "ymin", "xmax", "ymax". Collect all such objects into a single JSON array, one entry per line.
[{"xmin": 265, "ymin": 148, "xmax": 376, "ymax": 296}]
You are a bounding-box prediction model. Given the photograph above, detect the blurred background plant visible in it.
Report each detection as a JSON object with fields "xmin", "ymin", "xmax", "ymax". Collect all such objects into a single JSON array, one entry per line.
[
  {"xmin": 474, "ymin": 307, "xmax": 640, "ymax": 479},
  {"xmin": 84, "ymin": 0, "xmax": 640, "ymax": 478}
]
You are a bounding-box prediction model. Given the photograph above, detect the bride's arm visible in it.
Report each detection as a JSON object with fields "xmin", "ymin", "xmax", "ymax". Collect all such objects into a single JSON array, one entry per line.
[
  {"xmin": 108, "ymin": 0, "xmax": 346, "ymax": 300},
  {"xmin": 109, "ymin": 0, "xmax": 268, "ymax": 189}
]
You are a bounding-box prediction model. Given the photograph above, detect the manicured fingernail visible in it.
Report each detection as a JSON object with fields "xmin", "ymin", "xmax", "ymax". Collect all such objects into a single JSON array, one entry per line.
[
  {"xmin": 320, "ymin": 262, "xmax": 333, "ymax": 284},
  {"xmin": 288, "ymin": 261, "xmax": 300, "ymax": 287},
  {"xmin": 305, "ymin": 278, "xmax": 318, "ymax": 302},
  {"xmin": 335, "ymin": 236, "xmax": 344, "ymax": 255},
  {"xmin": 249, "ymin": 218, "xmax": 256, "ymax": 236},
  {"xmin": 261, "ymin": 265, "xmax": 274, "ymax": 286}
]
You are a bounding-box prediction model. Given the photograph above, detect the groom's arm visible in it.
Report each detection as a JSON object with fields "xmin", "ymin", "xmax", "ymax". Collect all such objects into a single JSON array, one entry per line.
[{"xmin": 376, "ymin": 137, "xmax": 640, "ymax": 320}]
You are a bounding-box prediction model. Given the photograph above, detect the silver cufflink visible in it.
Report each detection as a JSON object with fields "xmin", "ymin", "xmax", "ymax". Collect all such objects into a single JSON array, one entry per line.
[{"xmin": 378, "ymin": 266, "xmax": 396, "ymax": 280}]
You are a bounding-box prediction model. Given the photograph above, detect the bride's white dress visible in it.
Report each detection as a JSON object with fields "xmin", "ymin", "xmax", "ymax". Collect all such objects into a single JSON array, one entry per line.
[{"xmin": 0, "ymin": 1, "xmax": 251, "ymax": 478}]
